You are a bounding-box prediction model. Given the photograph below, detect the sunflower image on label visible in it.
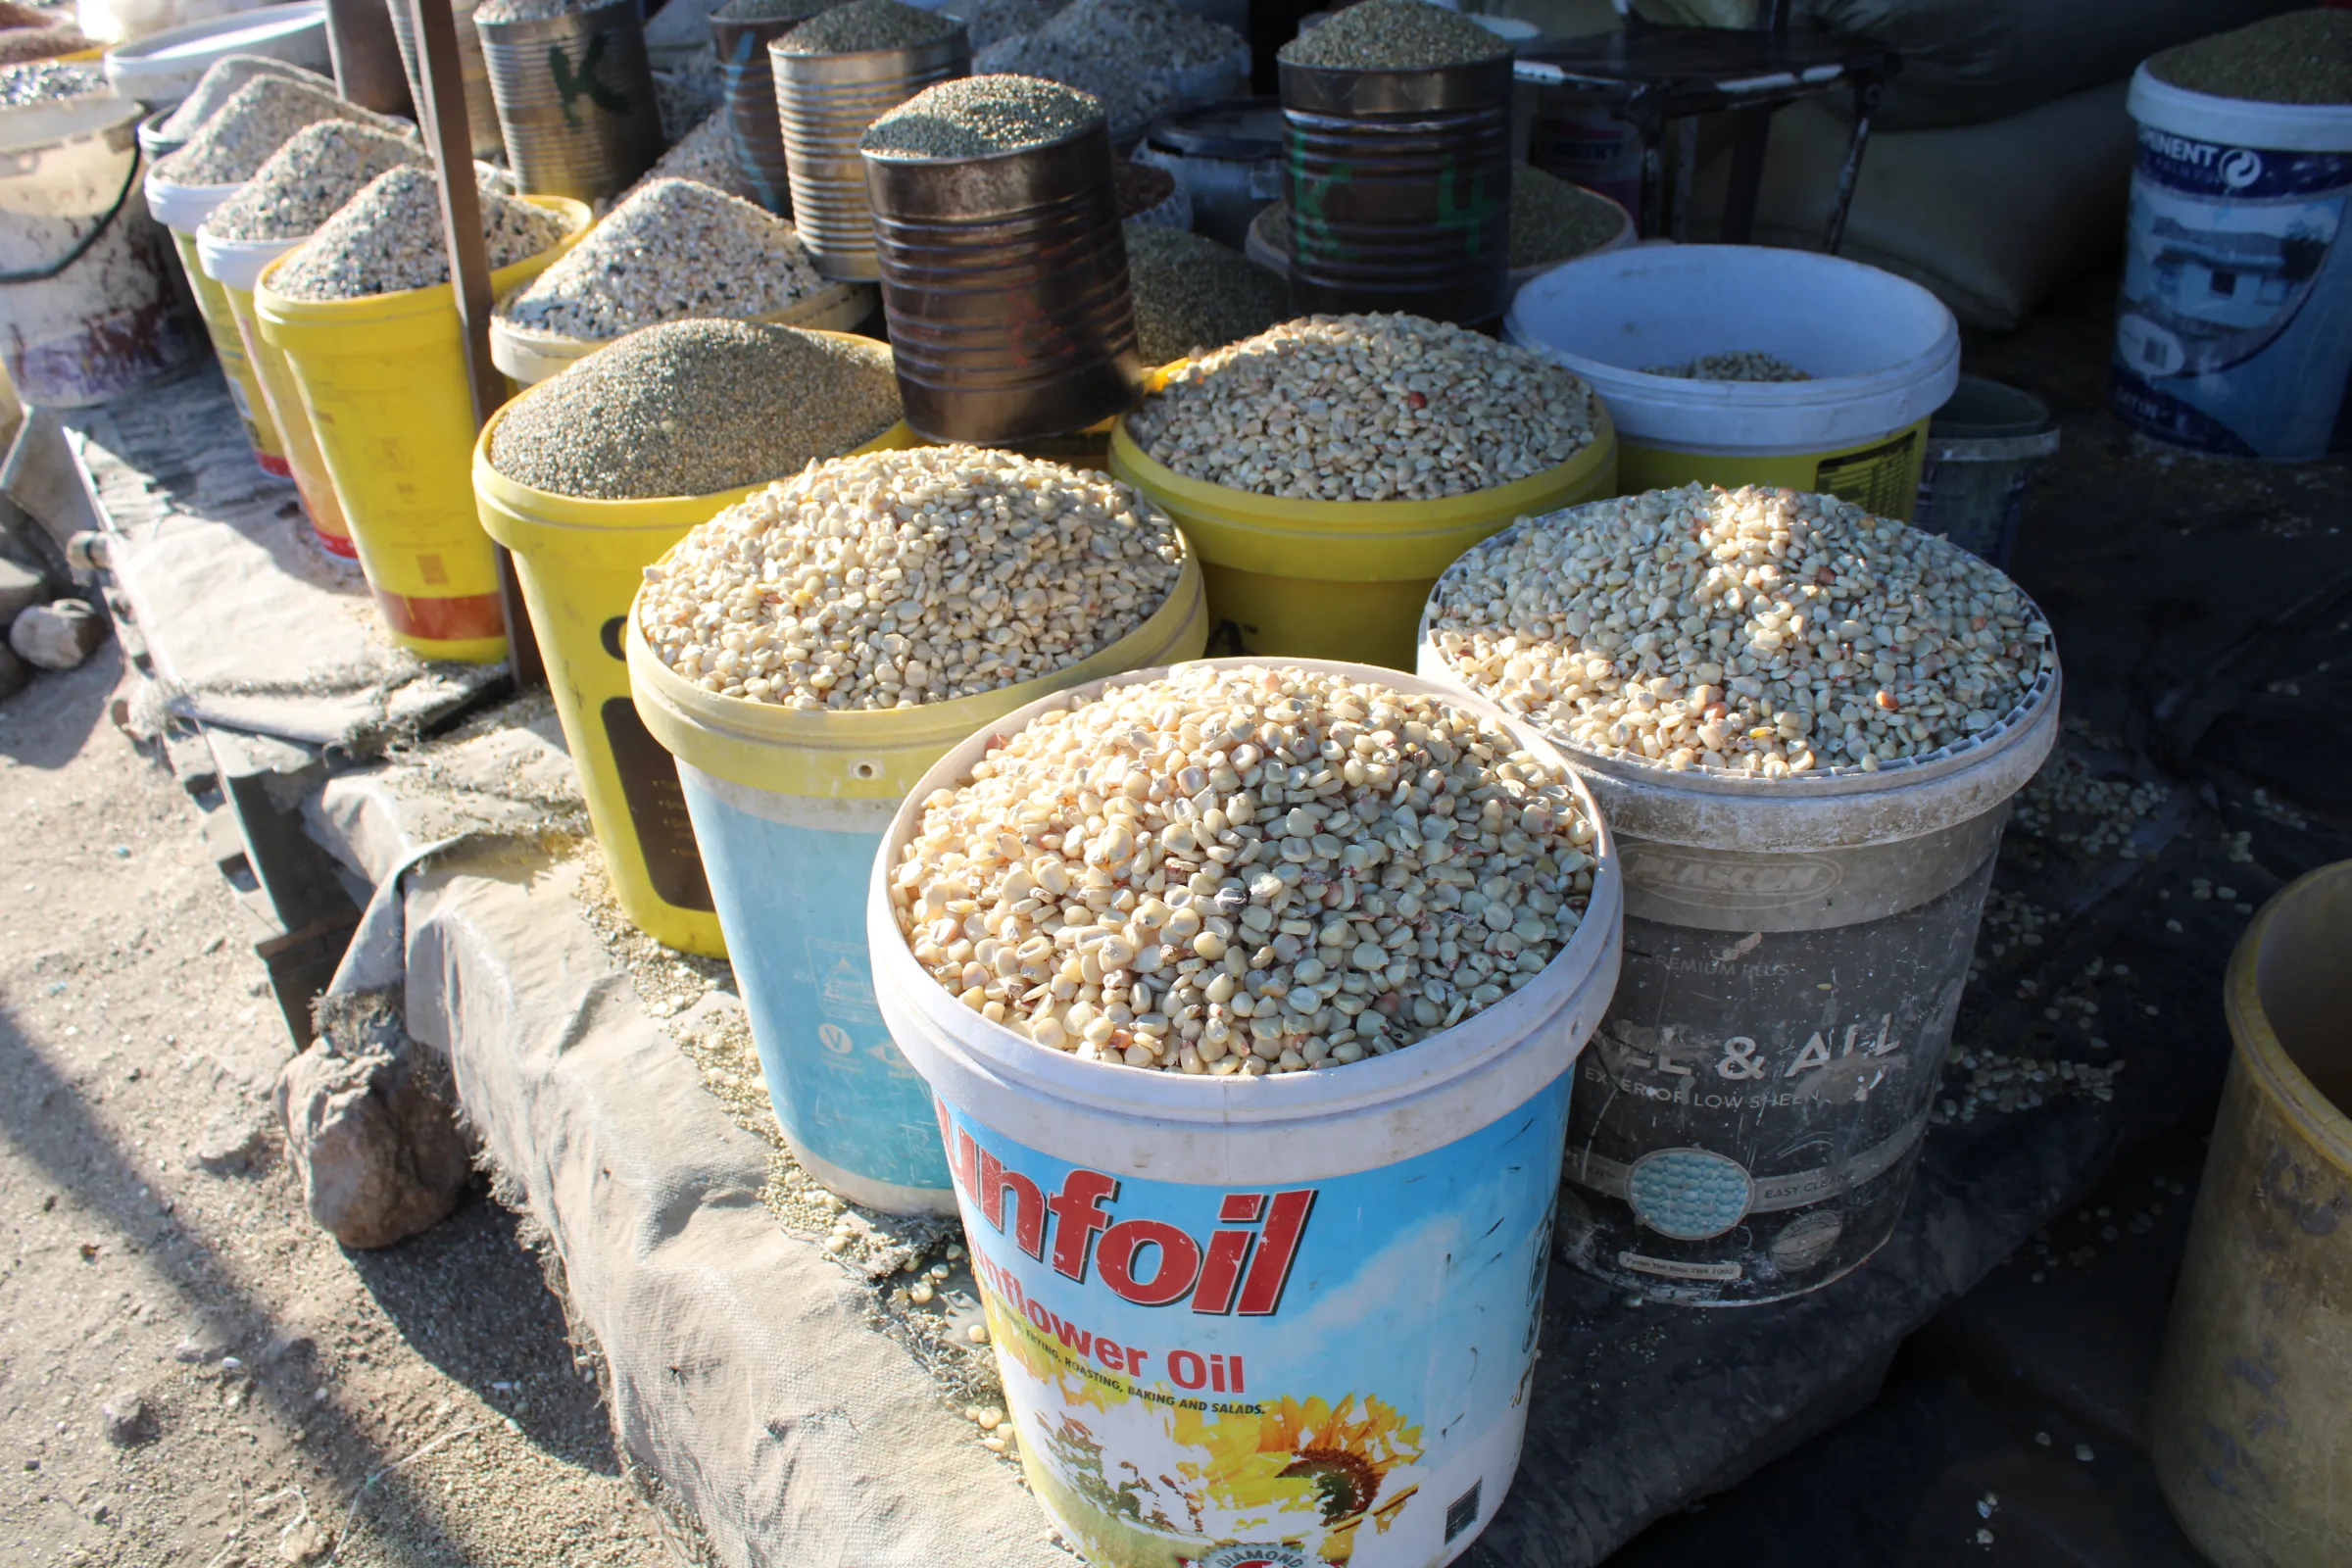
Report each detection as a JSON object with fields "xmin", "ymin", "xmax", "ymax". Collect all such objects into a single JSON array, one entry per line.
[{"xmin": 938, "ymin": 1080, "xmax": 1568, "ymax": 1568}]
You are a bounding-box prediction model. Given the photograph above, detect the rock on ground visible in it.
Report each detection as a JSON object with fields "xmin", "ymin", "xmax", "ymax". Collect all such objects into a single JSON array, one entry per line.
[
  {"xmin": 276, "ymin": 995, "xmax": 472, "ymax": 1250},
  {"xmin": 10, "ymin": 597, "xmax": 106, "ymax": 670}
]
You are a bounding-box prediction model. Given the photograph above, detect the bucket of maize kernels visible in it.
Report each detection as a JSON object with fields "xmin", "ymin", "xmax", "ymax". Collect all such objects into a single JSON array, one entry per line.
[
  {"xmin": 628, "ymin": 444, "xmax": 1208, "ymax": 1211},
  {"xmin": 1419, "ymin": 482, "xmax": 2058, "ymax": 1304},
  {"xmin": 1506, "ymin": 244, "xmax": 1959, "ymax": 522},
  {"xmin": 870, "ymin": 656, "xmax": 1621, "ymax": 1566}
]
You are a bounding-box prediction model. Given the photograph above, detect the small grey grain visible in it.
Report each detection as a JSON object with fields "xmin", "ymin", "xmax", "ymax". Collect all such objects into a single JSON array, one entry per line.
[
  {"xmin": 0, "ymin": 61, "xmax": 105, "ymax": 107},
  {"xmin": 200, "ymin": 122, "xmax": 423, "ymax": 244},
  {"xmin": 157, "ymin": 77, "xmax": 401, "ymax": 188},
  {"xmin": 159, "ymin": 54, "xmax": 331, "ymax": 141}
]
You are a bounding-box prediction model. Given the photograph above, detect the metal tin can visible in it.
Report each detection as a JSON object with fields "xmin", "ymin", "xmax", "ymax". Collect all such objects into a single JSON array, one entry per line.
[
  {"xmin": 863, "ymin": 117, "xmax": 1144, "ymax": 446},
  {"xmin": 710, "ymin": 6, "xmax": 820, "ymax": 215},
  {"xmin": 386, "ymin": 0, "xmax": 505, "ymax": 161},
  {"xmin": 1278, "ymin": 54, "xmax": 1512, "ymax": 327},
  {"xmin": 773, "ymin": 26, "xmax": 969, "ymax": 281},
  {"xmin": 478, "ymin": 0, "xmax": 664, "ymax": 205}
]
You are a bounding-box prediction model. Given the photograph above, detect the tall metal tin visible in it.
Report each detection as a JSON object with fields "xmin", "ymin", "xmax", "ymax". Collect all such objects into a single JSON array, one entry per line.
[
  {"xmin": 1278, "ymin": 54, "xmax": 1512, "ymax": 327},
  {"xmin": 386, "ymin": 0, "xmax": 506, "ymax": 162},
  {"xmin": 863, "ymin": 117, "xmax": 1143, "ymax": 446},
  {"xmin": 478, "ymin": 0, "xmax": 664, "ymax": 205},
  {"xmin": 710, "ymin": 6, "xmax": 818, "ymax": 214},
  {"xmin": 773, "ymin": 26, "xmax": 968, "ymax": 281}
]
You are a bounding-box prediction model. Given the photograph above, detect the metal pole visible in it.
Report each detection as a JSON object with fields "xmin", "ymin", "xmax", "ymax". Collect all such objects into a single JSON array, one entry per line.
[{"xmin": 408, "ymin": 0, "xmax": 545, "ymax": 689}]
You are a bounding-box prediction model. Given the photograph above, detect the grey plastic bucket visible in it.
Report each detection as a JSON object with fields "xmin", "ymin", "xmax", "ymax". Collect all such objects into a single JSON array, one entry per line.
[
  {"xmin": 1419, "ymin": 531, "xmax": 2062, "ymax": 1305},
  {"xmin": 1911, "ymin": 374, "xmax": 2058, "ymax": 569}
]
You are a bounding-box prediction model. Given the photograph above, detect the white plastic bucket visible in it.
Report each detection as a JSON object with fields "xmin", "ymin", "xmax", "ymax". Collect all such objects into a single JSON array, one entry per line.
[
  {"xmin": 1506, "ymin": 244, "xmax": 1960, "ymax": 520},
  {"xmin": 868, "ymin": 656, "xmax": 1623, "ymax": 1568},
  {"xmin": 101, "ymin": 3, "xmax": 330, "ymax": 107},
  {"xmin": 0, "ymin": 97, "xmax": 205, "ymax": 409},
  {"xmin": 2114, "ymin": 65, "xmax": 2352, "ymax": 462},
  {"xmin": 628, "ymin": 551, "xmax": 1211, "ymax": 1214}
]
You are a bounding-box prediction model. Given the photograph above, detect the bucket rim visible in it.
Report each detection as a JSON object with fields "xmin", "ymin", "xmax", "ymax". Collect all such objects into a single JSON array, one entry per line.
[
  {"xmin": 2128, "ymin": 61, "xmax": 2352, "ymax": 155},
  {"xmin": 624, "ymin": 529, "xmax": 1207, "ymax": 763},
  {"xmin": 1106, "ymin": 400, "xmax": 1616, "ymax": 533},
  {"xmin": 101, "ymin": 2, "xmax": 327, "ymax": 87},
  {"xmin": 0, "ymin": 92, "xmax": 143, "ymax": 152},
  {"xmin": 2228, "ymin": 860, "xmax": 2352, "ymax": 1176},
  {"xmin": 1503, "ymin": 243, "xmax": 1963, "ymax": 445},
  {"xmin": 194, "ymin": 225, "xmax": 301, "ymax": 289},
  {"xmin": 252, "ymin": 194, "xmax": 591, "ymax": 323},
  {"xmin": 862, "ymin": 653, "xmax": 1622, "ymax": 1138},
  {"xmin": 471, "ymin": 394, "xmax": 912, "ymax": 529}
]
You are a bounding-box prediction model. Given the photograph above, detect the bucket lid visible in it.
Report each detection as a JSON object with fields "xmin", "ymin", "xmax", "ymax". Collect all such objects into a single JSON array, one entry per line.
[
  {"xmin": 103, "ymin": 3, "xmax": 330, "ymax": 107},
  {"xmin": 1143, "ymin": 96, "xmax": 1281, "ymax": 160}
]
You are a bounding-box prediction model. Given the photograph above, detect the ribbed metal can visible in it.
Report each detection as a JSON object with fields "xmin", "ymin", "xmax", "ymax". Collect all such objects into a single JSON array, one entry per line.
[
  {"xmin": 863, "ymin": 118, "xmax": 1143, "ymax": 445},
  {"xmin": 773, "ymin": 27, "xmax": 969, "ymax": 282},
  {"xmin": 478, "ymin": 0, "xmax": 664, "ymax": 205},
  {"xmin": 711, "ymin": 7, "xmax": 818, "ymax": 215},
  {"xmin": 386, "ymin": 0, "xmax": 506, "ymax": 162},
  {"xmin": 1278, "ymin": 55, "xmax": 1512, "ymax": 327}
]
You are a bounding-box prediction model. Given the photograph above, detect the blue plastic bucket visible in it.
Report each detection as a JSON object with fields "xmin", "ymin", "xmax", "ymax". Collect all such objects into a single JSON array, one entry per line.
[
  {"xmin": 627, "ymin": 548, "xmax": 1209, "ymax": 1213},
  {"xmin": 2114, "ymin": 65, "xmax": 2352, "ymax": 461},
  {"xmin": 868, "ymin": 658, "xmax": 1625, "ymax": 1567}
]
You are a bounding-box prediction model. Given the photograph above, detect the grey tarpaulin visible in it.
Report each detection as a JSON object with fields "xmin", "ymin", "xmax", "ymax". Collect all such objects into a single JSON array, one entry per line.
[{"xmin": 69, "ymin": 372, "xmax": 498, "ymax": 751}]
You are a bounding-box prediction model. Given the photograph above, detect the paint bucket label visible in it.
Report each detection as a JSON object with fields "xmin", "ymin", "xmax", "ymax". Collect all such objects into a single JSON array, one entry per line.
[
  {"xmin": 2112, "ymin": 125, "xmax": 2352, "ymax": 460},
  {"xmin": 939, "ymin": 1075, "xmax": 1568, "ymax": 1568},
  {"xmin": 1529, "ymin": 98, "xmax": 1642, "ymax": 220}
]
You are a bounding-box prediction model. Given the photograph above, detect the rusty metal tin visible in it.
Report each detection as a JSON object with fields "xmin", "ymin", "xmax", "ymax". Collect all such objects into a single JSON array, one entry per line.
[
  {"xmin": 386, "ymin": 0, "xmax": 504, "ymax": 161},
  {"xmin": 711, "ymin": 7, "xmax": 818, "ymax": 215},
  {"xmin": 1278, "ymin": 55, "xmax": 1513, "ymax": 327},
  {"xmin": 774, "ymin": 26, "xmax": 969, "ymax": 281},
  {"xmin": 863, "ymin": 118, "xmax": 1143, "ymax": 446},
  {"xmin": 478, "ymin": 0, "xmax": 664, "ymax": 205}
]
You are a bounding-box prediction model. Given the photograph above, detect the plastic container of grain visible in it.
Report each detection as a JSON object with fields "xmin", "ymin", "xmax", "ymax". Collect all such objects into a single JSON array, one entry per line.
[
  {"xmin": 470, "ymin": 387, "xmax": 920, "ymax": 958},
  {"xmin": 254, "ymin": 196, "xmax": 591, "ymax": 662},
  {"xmin": 1506, "ymin": 245, "xmax": 1960, "ymax": 521},
  {"xmin": 1416, "ymin": 514, "xmax": 2060, "ymax": 1303},
  {"xmin": 144, "ymin": 163, "xmax": 291, "ymax": 486},
  {"xmin": 198, "ymin": 226, "xmax": 359, "ymax": 557},
  {"xmin": 866, "ymin": 655, "xmax": 1622, "ymax": 1565},
  {"xmin": 626, "ymin": 533, "xmax": 1210, "ymax": 1211},
  {"xmin": 1107, "ymin": 403, "xmax": 1616, "ymax": 671},
  {"xmin": 485, "ymin": 277, "xmax": 877, "ymax": 387},
  {"xmin": 2112, "ymin": 64, "xmax": 2352, "ymax": 462}
]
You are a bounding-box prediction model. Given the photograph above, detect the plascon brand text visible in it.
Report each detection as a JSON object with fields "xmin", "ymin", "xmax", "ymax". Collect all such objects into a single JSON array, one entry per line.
[{"xmin": 938, "ymin": 1102, "xmax": 1313, "ymax": 1315}]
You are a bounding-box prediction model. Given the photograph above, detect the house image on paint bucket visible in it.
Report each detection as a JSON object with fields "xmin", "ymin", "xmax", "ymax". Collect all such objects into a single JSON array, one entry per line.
[{"xmin": 2146, "ymin": 216, "xmax": 2309, "ymax": 330}]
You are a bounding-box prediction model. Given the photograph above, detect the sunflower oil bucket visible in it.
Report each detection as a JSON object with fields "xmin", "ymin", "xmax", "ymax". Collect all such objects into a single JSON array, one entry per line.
[
  {"xmin": 1506, "ymin": 245, "xmax": 1960, "ymax": 521},
  {"xmin": 471, "ymin": 400, "xmax": 920, "ymax": 958},
  {"xmin": 1107, "ymin": 411, "xmax": 1616, "ymax": 670},
  {"xmin": 629, "ymin": 546, "xmax": 1209, "ymax": 1212},
  {"xmin": 2152, "ymin": 860, "xmax": 2352, "ymax": 1568},
  {"xmin": 146, "ymin": 170, "xmax": 287, "ymax": 476},
  {"xmin": 484, "ymin": 276, "xmax": 876, "ymax": 386},
  {"xmin": 867, "ymin": 656, "xmax": 1622, "ymax": 1566},
  {"xmin": 1418, "ymin": 542, "xmax": 2058, "ymax": 1304},
  {"xmin": 254, "ymin": 196, "xmax": 589, "ymax": 662},
  {"xmin": 2114, "ymin": 65, "xmax": 2352, "ymax": 462},
  {"xmin": 199, "ymin": 228, "xmax": 354, "ymax": 557},
  {"xmin": 0, "ymin": 97, "xmax": 206, "ymax": 408}
]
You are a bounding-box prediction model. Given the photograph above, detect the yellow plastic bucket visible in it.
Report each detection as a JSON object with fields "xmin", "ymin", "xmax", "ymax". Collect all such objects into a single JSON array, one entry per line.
[
  {"xmin": 485, "ymin": 277, "xmax": 875, "ymax": 387},
  {"xmin": 255, "ymin": 196, "xmax": 591, "ymax": 662},
  {"xmin": 2152, "ymin": 859, "xmax": 2352, "ymax": 1568},
  {"xmin": 1106, "ymin": 408, "xmax": 1616, "ymax": 670},
  {"xmin": 1505, "ymin": 246, "xmax": 1960, "ymax": 521},
  {"xmin": 471, "ymin": 398, "xmax": 919, "ymax": 957},
  {"xmin": 150, "ymin": 192, "xmax": 288, "ymax": 475},
  {"xmin": 625, "ymin": 540, "xmax": 1208, "ymax": 1208}
]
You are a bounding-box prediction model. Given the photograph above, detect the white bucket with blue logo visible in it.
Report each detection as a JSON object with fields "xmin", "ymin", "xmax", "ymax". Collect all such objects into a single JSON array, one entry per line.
[
  {"xmin": 627, "ymin": 550, "xmax": 1208, "ymax": 1214},
  {"xmin": 2114, "ymin": 64, "xmax": 2352, "ymax": 461},
  {"xmin": 868, "ymin": 658, "xmax": 1623, "ymax": 1566}
]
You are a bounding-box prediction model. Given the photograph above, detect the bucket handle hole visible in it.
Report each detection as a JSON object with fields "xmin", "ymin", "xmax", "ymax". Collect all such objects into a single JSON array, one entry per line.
[{"xmin": 852, "ymin": 760, "xmax": 882, "ymax": 780}]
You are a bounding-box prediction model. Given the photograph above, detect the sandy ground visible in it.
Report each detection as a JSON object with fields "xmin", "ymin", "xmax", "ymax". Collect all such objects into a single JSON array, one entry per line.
[{"xmin": 0, "ymin": 647, "xmax": 669, "ymax": 1567}]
